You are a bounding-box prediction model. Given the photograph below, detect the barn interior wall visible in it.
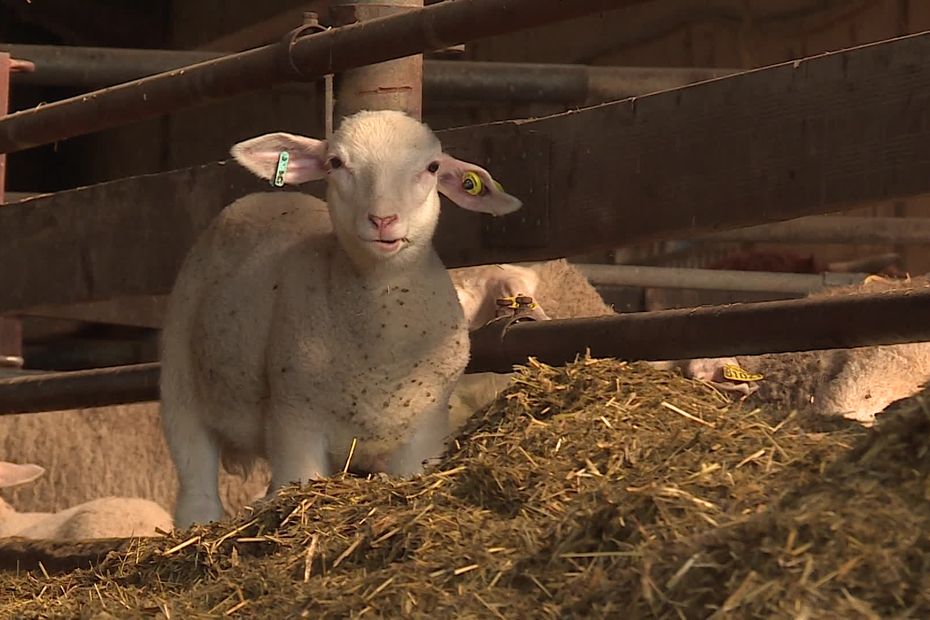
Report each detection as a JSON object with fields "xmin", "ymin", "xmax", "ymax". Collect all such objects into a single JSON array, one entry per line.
[
  {"xmin": 465, "ymin": 0, "xmax": 930, "ymax": 274},
  {"xmin": 5, "ymin": 0, "xmax": 930, "ymax": 272}
]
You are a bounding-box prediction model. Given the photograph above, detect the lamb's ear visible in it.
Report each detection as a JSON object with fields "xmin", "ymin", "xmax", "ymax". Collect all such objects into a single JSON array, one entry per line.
[
  {"xmin": 437, "ymin": 154, "xmax": 522, "ymax": 216},
  {"xmin": 230, "ymin": 132, "xmax": 327, "ymax": 185},
  {"xmin": 0, "ymin": 462, "xmax": 45, "ymax": 489}
]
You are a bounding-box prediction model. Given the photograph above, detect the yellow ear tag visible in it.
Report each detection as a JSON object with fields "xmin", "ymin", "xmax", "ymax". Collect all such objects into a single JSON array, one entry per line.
[
  {"xmin": 493, "ymin": 180, "xmax": 504, "ymax": 192},
  {"xmin": 462, "ymin": 171, "xmax": 484, "ymax": 196},
  {"xmin": 722, "ymin": 364, "xmax": 764, "ymax": 382}
]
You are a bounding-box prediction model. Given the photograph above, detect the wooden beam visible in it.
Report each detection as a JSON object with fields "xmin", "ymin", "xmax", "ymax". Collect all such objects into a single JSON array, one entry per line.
[
  {"xmin": 4, "ymin": 31, "xmax": 930, "ymax": 312},
  {"xmin": 0, "ymin": 52, "xmax": 22, "ymax": 366},
  {"xmin": 23, "ymin": 296, "xmax": 167, "ymax": 329},
  {"xmin": 0, "ymin": 163, "xmax": 269, "ymax": 313}
]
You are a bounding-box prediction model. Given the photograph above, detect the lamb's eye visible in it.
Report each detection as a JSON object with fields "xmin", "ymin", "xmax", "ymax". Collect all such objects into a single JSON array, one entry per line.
[
  {"xmin": 328, "ymin": 156, "xmax": 343, "ymax": 170},
  {"xmin": 427, "ymin": 161, "xmax": 440, "ymax": 174}
]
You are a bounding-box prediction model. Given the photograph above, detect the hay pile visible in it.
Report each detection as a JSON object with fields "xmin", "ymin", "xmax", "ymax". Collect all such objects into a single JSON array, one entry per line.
[{"xmin": 2, "ymin": 357, "xmax": 930, "ymax": 618}]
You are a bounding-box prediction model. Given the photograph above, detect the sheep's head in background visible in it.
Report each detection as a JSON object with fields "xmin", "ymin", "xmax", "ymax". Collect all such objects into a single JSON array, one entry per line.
[
  {"xmin": 231, "ymin": 110, "xmax": 522, "ymax": 270},
  {"xmin": 453, "ymin": 263, "xmax": 551, "ymax": 330}
]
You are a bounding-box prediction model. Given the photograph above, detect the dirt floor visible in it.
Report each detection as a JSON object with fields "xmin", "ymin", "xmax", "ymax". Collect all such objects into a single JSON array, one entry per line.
[{"xmin": 1, "ymin": 356, "xmax": 929, "ymax": 619}]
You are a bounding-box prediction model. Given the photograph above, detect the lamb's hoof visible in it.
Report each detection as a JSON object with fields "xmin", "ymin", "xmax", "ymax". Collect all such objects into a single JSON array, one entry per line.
[{"xmin": 174, "ymin": 496, "xmax": 225, "ymax": 530}]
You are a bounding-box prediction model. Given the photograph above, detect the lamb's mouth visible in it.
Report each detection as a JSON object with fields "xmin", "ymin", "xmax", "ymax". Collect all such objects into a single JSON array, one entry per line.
[{"xmin": 370, "ymin": 238, "xmax": 408, "ymax": 253}]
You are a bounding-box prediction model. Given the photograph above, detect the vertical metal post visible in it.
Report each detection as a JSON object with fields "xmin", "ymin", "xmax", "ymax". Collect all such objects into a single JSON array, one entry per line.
[
  {"xmin": 331, "ymin": 0, "xmax": 424, "ymax": 122},
  {"xmin": 0, "ymin": 54, "xmax": 8, "ymax": 194},
  {"xmin": 0, "ymin": 53, "xmax": 23, "ymax": 369}
]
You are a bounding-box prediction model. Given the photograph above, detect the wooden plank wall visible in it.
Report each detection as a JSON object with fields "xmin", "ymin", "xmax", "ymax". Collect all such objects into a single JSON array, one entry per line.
[
  {"xmin": 465, "ymin": 0, "xmax": 930, "ymax": 274},
  {"xmin": 5, "ymin": 29, "xmax": 930, "ymax": 317}
]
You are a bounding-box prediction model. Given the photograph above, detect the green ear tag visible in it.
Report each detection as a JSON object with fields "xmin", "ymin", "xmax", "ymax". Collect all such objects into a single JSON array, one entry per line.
[{"xmin": 272, "ymin": 151, "xmax": 290, "ymax": 188}]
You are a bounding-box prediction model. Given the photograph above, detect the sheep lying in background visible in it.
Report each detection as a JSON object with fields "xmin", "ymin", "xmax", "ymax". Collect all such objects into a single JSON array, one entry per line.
[
  {"xmin": 736, "ymin": 275, "xmax": 930, "ymax": 424},
  {"xmin": 161, "ymin": 110, "xmax": 523, "ymax": 528},
  {"xmin": 0, "ymin": 404, "xmax": 268, "ymax": 521},
  {"xmin": 451, "ymin": 262, "xmax": 930, "ymax": 426},
  {"xmin": 0, "ymin": 461, "xmax": 172, "ymax": 540}
]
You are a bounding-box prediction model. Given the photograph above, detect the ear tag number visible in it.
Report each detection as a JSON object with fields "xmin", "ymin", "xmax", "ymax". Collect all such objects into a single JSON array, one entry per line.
[
  {"xmin": 272, "ymin": 151, "xmax": 290, "ymax": 188},
  {"xmin": 722, "ymin": 364, "xmax": 764, "ymax": 382}
]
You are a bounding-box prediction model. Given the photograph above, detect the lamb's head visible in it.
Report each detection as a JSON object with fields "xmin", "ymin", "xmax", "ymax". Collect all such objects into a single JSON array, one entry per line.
[{"xmin": 231, "ymin": 110, "xmax": 522, "ymax": 266}]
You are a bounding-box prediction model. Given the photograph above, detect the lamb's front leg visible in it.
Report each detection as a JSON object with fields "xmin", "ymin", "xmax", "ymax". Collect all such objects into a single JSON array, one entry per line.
[
  {"xmin": 162, "ymin": 399, "xmax": 225, "ymax": 529},
  {"xmin": 266, "ymin": 408, "xmax": 333, "ymax": 492},
  {"xmin": 385, "ymin": 402, "xmax": 451, "ymax": 477}
]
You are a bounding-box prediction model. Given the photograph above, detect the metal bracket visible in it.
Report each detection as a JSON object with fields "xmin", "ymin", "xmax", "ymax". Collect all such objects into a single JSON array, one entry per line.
[
  {"xmin": 494, "ymin": 295, "xmax": 540, "ymax": 322},
  {"xmin": 467, "ymin": 309, "xmax": 539, "ymax": 373},
  {"xmin": 278, "ymin": 16, "xmax": 329, "ymax": 80}
]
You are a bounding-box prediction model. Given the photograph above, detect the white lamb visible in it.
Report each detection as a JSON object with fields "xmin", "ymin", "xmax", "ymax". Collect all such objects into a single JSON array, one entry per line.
[
  {"xmin": 160, "ymin": 110, "xmax": 522, "ymax": 528},
  {"xmin": 0, "ymin": 461, "xmax": 172, "ymax": 540}
]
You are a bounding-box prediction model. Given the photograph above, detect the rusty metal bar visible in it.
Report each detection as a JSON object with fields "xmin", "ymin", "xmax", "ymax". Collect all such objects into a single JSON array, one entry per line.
[
  {"xmin": 698, "ymin": 216, "xmax": 930, "ymax": 244},
  {"xmin": 576, "ymin": 264, "xmax": 868, "ymax": 293},
  {"xmin": 0, "ymin": 0, "xmax": 643, "ymax": 154},
  {"xmin": 332, "ymin": 0, "xmax": 424, "ymax": 121},
  {"xmin": 3, "ymin": 288, "xmax": 930, "ymax": 413},
  {"xmin": 2, "ymin": 42, "xmax": 734, "ymax": 104},
  {"xmin": 424, "ymin": 61, "xmax": 735, "ymax": 103},
  {"xmin": 3, "ymin": 44, "xmax": 219, "ymax": 88},
  {"xmin": 468, "ymin": 287, "xmax": 930, "ymax": 373},
  {"xmin": 0, "ymin": 362, "xmax": 159, "ymax": 414}
]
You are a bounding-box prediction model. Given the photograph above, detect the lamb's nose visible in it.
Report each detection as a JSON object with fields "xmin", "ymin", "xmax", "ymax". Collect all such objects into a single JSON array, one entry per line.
[{"xmin": 368, "ymin": 214, "xmax": 398, "ymax": 232}]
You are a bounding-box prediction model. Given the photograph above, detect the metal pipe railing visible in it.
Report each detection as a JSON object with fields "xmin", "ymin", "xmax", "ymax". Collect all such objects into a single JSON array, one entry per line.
[
  {"xmin": 468, "ymin": 286, "xmax": 930, "ymax": 373},
  {"xmin": 0, "ymin": 0, "xmax": 644, "ymax": 154},
  {"xmin": 697, "ymin": 216, "xmax": 930, "ymax": 245},
  {"xmin": 2, "ymin": 43, "xmax": 736, "ymax": 104},
  {"xmin": 0, "ymin": 362, "xmax": 159, "ymax": 414},
  {"xmin": 2, "ymin": 288, "xmax": 930, "ymax": 414},
  {"xmin": 577, "ymin": 264, "xmax": 868, "ymax": 294}
]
